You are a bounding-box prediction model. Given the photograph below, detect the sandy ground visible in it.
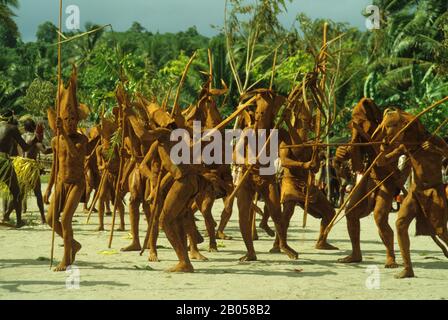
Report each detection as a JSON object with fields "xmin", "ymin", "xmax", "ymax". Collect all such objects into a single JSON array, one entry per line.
[{"xmin": 1, "ymin": 183, "xmax": 448, "ymax": 300}]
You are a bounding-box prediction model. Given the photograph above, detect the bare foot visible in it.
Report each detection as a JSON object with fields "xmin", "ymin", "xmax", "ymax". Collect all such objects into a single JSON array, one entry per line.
[
  {"xmin": 385, "ymin": 261, "xmax": 400, "ymax": 268},
  {"xmin": 239, "ymin": 252, "xmax": 257, "ymax": 262},
  {"xmin": 121, "ymin": 242, "xmax": 142, "ymax": 252},
  {"xmin": 209, "ymin": 244, "xmax": 218, "ymax": 252},
  {"xmin": 71, "ymin": 241, "xmax": 82, "ymax": 263},
  {"xmin": 53, "ymin": 254, "xmax": 72, "ymax": 272},
  {"xmin": 315, "ymin": 241, "xmax": 339, "ymax": 250},
  {"xmin": 190, "ymin": 250, "xmax": 208, "ymax": 261},
  {"xmin": 384, "ymin": 256, "xmax": 399, "ymax": 268},
  {"xmin": 259, "ymin": 223, "xmax": 275, "ymax": 237},
  {"xmin": 148, "ymin": 251, "xmax": 160, "ymax": 262},
  {"xmin": 269, "ymin": 246, "xmax": 281, "ymax": 254},
  {"xmin": 53, "ymin": 262, "xmax": 69, "ymax": 272},
  {"xmin": 281, "ymin": 245, "xmax": 299, "ymax": 260},
  {"xmin": 216, "ymin": 231, "xmax": 232, "ymax": 240},
  {"xmin": 395, "ymin": 268, "xmax": 414, "ymax": 279},
  {"xmin": 166, "ymin": 262, "xmax": 194, "ymax": 273},
  {"xmin": 15, "ymin": 220, "xmax": 26, "ymax": 228},
  {"xmin": 338, "ymin": 254, "xmax": 362, "ymax": 263}
]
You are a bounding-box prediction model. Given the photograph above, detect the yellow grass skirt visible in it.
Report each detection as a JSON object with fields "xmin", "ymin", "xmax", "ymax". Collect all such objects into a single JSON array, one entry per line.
[{"xmin": 0, "ymin": 157, "xmax": 42, "ymax": 199}]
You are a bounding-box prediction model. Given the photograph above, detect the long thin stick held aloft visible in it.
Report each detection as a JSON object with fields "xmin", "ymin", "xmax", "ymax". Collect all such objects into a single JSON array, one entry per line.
[
  {"xmin": 303, "ymin": 22, "xmax": 328, "ymax": 228},
  {"xmin": 50, "ymin": 0, "xmax": 63, "ymax": 270},
  {"xmin": 171, "ymin": 51, "xmax": 197, "ymax": 117},
  {"xmin": 108, "ymin": 86, "xmax": 128, "ymax": 248}
]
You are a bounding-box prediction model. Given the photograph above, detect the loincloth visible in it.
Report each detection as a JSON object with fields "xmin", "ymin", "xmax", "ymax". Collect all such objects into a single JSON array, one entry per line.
[
  {"xmin": 128, "ymin": 164, "xmax": 151, "ymax": 201},
  {"xmin": 100, "ymin": 170, "xmax": 122, "ymax": 203},
  {"xmin": 248, "ymin": 166, "xmax": 276, "ymax": 188},
  {"xmin": 53, "ymin": 181, "xmax": 85, "ymax": 216},
  {"xmin": 411, "ymin": 184, "xmax": 448, "ymax": 236},
  {"xmin": 281, "ymin": 176, "xmax": 318, "ymax": 204},
  {"xmin": 202, "ymin": 170, "xmax": 233, "ymax": 199}
]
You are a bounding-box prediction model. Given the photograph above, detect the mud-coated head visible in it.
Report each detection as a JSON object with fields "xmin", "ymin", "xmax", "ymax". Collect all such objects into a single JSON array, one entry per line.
[
  {"xmin": 147, "ymin": 103, "xmax": 176, "ymax": 129},
  {"xmin": 381, "ymin": 107, "xmax": 427, "ymax": 143},
  {"xmin": 242, "ymin": 89, "xmax": 284, "ymax": 130},
  {"xmin": 47, "ymin": 66, "xmax": 89, "ymax": 135},
  {"xmin": 99, "ymin": 117, "xmax": 118, "ymax": 148},
  {"xmin": 350, "ymin": 97, "xmax": 382, "ymax": 141}
]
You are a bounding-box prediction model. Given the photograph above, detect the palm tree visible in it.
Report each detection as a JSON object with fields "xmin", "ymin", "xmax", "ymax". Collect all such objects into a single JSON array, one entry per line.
[
  {"xmin": 364, "ymin": 0, "xmax": 448, "ymax": 105},
  {"xmin": 0, "ymin": 0, "xmax": 20, "ymax": 39}
]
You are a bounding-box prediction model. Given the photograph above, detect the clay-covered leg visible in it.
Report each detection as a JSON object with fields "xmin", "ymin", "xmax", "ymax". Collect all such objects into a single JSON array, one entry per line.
[
  {"xmin": 309, "ymin": 193, "xmax": 339, "ymax": 250},
  {"xmin": 52, "ymin": 184, "xmax": 83, "ymax": 272},
  {"xmin": 121, "ymin": 198, "xmax": 141, "ymax": 251},
  {"xmin": 373, "ymin": 184, "xmax": 397, "ymax": 268},
  {"xmin": 263, "ymin": 184, "xmax": 298, "ymax": 260},
  {"xmin": 121, "ymin": 170, "xmax": 143, "ymax": 251},
  {"xmin": 116, "ymin": 195, "xmax": 126, "ymax": 231},
  {"xmin": 251, "ymin": 199, "xmax": 258, "ymax": 241},
  {"xmin": 338, "ymin": 214, "xmax": 362, "ymax": 263},
  {"xmin": 160, "ymin": 177, "xmax": 197, "ymax": 272},
  {"xmin": 198, "ymin": 194, "xmax": 218, "ymax": 252},
  {"xmin": 259, "ymin": 203, "xmax": 275, "ymax": 237},
  {"xmin": 185, "ymin": 212, "xmax": 208, "ymax": 261},
  {"xmin": 97, "ymin": 191, "xmax": 105, "ymax": 231},
  {"xmin": 83, "ymin": 183, "xmax": 92, "ymax": 212},
  {"xmin": 216, "ymin": 196, "xmax": 233, "ymax": 240},
  {"xmin": 270, "ymin": 201, "xmax": 295, "ymax": 253},
  {"xmin": 236, "ymin": 182, "xmax": 257, "ymax": 261},
  {"xmin": 147, "ymin": 197, "xmax": 163, "ymax": 262},
  {"xmin": 338, "ymin": 179, "xmax": 372, "ymax": 263},
  {"xmin": 395, "ymin": 195, "xmax": 417, "ymax": 278},
  {"xmin": 433, "ymin": 194, "xmax": 448, "ymax": 257}
]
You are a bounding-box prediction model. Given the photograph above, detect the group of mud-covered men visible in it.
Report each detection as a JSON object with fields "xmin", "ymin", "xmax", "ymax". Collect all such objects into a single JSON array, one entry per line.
[{"xmin": 1, "ymin": 65, "xmax": 448, "ymax": 279}]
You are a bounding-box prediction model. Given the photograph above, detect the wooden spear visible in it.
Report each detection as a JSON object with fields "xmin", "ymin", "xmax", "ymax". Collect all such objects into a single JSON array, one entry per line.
[
  {"xmin": 208, "ymin": 48, "xmax": 213, "ymax": 91},
  {"xmin": 50, "ymin": 0, "xmax": 63, "ymax": 270},
  {"xmin": 85, "ymin": 160, "xmax": 108, "ymax": 224},
  {"xmin": 171, "ymin": 51, "xmax": 197, "ymax": 117},
  {"xmin": 108, "ymin": 86, "xmax": 128, "ymax": 248},
  {"xmin": 162, "ymin": 87, "xmax": 173, "ymax": 112},
  {"xmin": 303, "ymin": 22, "xmax": 328, "ymax": 228},
  {"xmin": 269, "ymin": 49, "xmax": 278, "ymax": 91},
  {"xmin": 281, "ymin": 141, "xmax": 423, "ymax": 149},
  {"xmin": 283, "ymin": 141, "xmax": 382, "ymax": 148},
  {"xmin": 251, "ymin": 192, "xmax": 259, "ymax": 240}
]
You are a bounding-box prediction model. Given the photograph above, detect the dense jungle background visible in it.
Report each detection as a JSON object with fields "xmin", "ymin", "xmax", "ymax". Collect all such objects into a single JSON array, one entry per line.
[{"xmin": 1, "ymin": 0, "xmax": 447, "ymax": 139}]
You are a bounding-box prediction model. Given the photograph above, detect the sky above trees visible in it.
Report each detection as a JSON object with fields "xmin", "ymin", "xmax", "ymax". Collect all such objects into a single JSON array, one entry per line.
[{"xmin": 15, "ymin": 0, "xmax": 371, "ymax": 41}]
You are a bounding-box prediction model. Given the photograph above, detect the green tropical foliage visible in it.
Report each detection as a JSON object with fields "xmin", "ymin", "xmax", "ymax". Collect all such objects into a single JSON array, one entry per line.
[{"xmin": 0, "ymin": 0, "xmax": 447, "ymax": 137}]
